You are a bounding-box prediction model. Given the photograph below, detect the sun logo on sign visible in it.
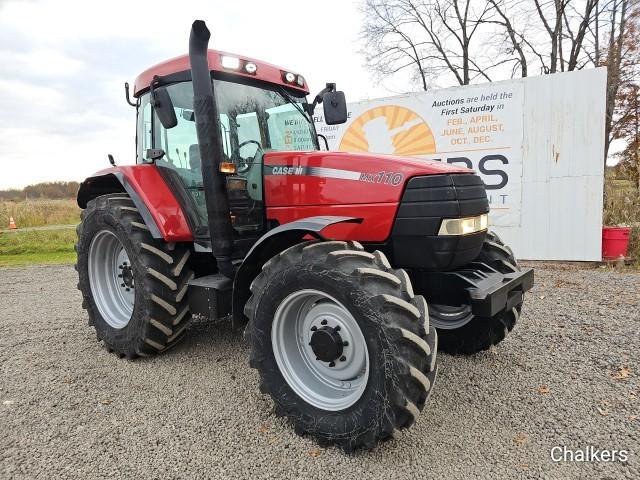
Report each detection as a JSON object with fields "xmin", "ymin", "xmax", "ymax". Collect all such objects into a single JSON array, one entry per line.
[{"xmin": 339, "ymin": 105, "xmax": 436, "ymax": 156}]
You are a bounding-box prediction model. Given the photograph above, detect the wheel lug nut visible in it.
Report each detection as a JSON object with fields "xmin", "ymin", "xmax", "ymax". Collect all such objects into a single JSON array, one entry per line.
[
  {"xmin": 321, "ymin": 319, "xmax": 327, "ymax": 325},
  {"xmin": 342, "ymin": 341, "xmax": 349, "ymax": 347},
  {"xmin": 340, "ymin": 356, "xmax": 346, "ymax": 361},
  {"xmin": 121, "ymin": 283, "xmax": 125, "ymax": 287},
  {"xmin": 334, "ymin": 325, "xmax": 340, "ymax": 331},
  {"xmin": 328, "ymin": 361, "xmax": 335, "ymax": 367},
  {"xmin": 118, "ymin": 265, "xmax": 123, "ymax": 270},
  {"xmin": 125, "ymin": 288, "xmax": 130, "ymax": 292},
  {"xmin": 118, "ymin": 274, "xmax": 122, "ymax": 278},
  {"xmin": 310, "ymin": 326, "xmax": 317, "ymax": 331}
]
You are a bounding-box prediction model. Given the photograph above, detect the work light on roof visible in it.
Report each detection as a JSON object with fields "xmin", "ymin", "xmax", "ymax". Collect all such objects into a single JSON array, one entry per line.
[
  {"xmin": 221, "ymin": 55, "xmax": 240, "ymax": 70},
  {"xmin": 296, "ymin": 75, "xmax": 305, "ymax": 87},
  {"xmin": 244, "ymin": 62, "xmax": 257, "ymax": 74},
  {"xmin": 284, "ymin": 72, "xmax": 296, "ymax": 83}
]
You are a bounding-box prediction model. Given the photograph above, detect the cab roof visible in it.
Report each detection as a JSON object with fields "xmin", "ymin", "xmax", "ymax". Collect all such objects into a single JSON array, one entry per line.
[{"xmin": 133, "ymin": 49, "xmax": 309, "ymax": 96}]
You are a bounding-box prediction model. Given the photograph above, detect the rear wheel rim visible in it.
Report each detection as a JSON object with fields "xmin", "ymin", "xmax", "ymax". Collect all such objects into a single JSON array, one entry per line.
[
  {"xmin": 88, "ymin": 230, "xmax": 135, "ymax": 329},
  {"xmin": 271, "ymin": 289, "xmax": 369, "ymax": 411},
  {"xmin": 429, "ymin": 304, "xmax": 473, "ymax": 329}
]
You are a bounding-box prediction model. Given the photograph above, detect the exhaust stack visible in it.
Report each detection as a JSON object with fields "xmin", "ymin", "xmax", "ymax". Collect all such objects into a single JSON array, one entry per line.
[{"xmin": 189, "ymin": 20, "xmax": 234, "ymax": 278}]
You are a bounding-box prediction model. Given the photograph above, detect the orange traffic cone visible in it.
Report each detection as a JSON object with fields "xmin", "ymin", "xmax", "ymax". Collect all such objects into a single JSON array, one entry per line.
[{"xmin": 8, "ymin": 217, "xmax": 17, "ymax": 229}]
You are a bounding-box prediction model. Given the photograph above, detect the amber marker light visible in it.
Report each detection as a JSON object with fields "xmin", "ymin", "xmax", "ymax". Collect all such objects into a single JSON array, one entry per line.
[{"xmin": 219, "ymin": 162, "xmax": 237, "ymax": 174}]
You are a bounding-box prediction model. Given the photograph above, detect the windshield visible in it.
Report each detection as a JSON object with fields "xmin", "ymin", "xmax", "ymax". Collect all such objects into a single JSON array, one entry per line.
[
  {"xmin": 141, "ymin": 77, "xmax": 317, "ymax": 238},
  {"xmin": 214, "ymin": 78, "xmax": 317, "ymax": 159}
]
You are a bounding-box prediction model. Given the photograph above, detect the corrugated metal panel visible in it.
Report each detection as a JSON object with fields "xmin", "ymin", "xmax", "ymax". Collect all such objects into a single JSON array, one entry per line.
[{"xmin": 496, "ymin": 68, "xmax": 606, "ymax": 260}]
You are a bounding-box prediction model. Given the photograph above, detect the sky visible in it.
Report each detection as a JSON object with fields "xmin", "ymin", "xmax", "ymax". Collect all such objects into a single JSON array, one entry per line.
[
  {"xmin": 0, "ymin": 0, "xmax": 619, "ymax": 190},
  {"xmin": 0, "ymin": 0, "xmax": 400, "ymax": 189}
]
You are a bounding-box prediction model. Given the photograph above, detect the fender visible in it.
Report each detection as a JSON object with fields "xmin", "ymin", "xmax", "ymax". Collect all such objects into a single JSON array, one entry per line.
[
  {"xmin": 231, "ymin": 216, "xmax": 362, "ymax": 327},
  {"xmin": 77, "ymin": 165, "xmax": 193, "ymax": 242}
]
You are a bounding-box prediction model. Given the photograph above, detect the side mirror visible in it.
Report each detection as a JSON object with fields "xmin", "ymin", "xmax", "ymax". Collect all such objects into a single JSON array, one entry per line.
[
  {"xmin": 152, "ymin": 86, "xmax": 177, "ymax": 129},
  {"xmin": 322, "ymin": 90, "xmax": 347, "ymax": 125}
]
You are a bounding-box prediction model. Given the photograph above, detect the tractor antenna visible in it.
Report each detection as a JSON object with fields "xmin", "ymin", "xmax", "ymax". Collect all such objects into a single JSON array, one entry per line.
[
  {"xmin": 124, "ymin": 82, "xmax": 137, "ymax": 107},
  {"xmin": 108, "ymin": 154, "xmax": 116, "ymax": 167}
]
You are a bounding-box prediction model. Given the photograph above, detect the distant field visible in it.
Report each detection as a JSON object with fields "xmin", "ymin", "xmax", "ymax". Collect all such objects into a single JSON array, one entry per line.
[
  {"xmin": 0, "ymin": 199, "xmax": 79, "ymax": 266},
  {"xmin": 0, "ymin": 199, "xmax": 80, "ymax": 229},
  {"xmin": 0, "ymin": 228, "xmax": 76, "ymax": 266}
]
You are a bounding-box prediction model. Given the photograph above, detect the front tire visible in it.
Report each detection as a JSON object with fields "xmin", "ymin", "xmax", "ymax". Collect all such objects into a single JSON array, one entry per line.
[
  {"xmin": 429, "ymin": 231, "xmax": 523, "ymax": 355},
  {"xmin": 76, "ymin": 194, "xmax": 194, "ymax": 358},
  {"xmin": 244, "ymin": 240, "xmax": 437, "ymax": 452}
]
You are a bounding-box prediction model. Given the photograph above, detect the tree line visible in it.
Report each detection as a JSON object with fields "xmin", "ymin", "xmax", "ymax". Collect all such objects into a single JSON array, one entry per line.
[
  {"xmin": 360, "ymin": 0, "xmax": 639, "ymax": 183},
  {"xmin": 0, "ymin": 181, "xmax": 80, "ymax": 201}
]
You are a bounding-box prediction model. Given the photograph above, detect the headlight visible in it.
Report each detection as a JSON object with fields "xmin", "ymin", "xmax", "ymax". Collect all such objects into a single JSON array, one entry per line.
[
  {"xmin": 438, "ymin": 214, "xmax": 489, "ymax": 236},
  {"xmin": 221, "ymin": 55, "xmax": 240, "ymax": 70}
]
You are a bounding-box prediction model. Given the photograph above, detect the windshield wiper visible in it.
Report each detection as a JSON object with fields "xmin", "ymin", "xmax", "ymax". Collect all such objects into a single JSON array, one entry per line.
[{"xmin": 277, "ymin": 87, "xmax": 312, "ymax": 123}]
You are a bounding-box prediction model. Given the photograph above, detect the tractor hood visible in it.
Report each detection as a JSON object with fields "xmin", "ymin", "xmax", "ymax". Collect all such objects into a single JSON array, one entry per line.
[{"xmin": 263, "ymin": 150, "xmax": 473, "ymax": 207}]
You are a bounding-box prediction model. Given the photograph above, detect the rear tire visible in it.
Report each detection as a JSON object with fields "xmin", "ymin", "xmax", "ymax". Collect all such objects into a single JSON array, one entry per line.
[
  {"xmin": 430, "ymin": 231, "xmax": 523, "ymax": 355},
  {"xmin": 76, "ymin": 194, "xmax": 193, "ymax": 358},
  {"xmin": 244, "ymin": 240, "xmax": 437, "ymax": 452}
]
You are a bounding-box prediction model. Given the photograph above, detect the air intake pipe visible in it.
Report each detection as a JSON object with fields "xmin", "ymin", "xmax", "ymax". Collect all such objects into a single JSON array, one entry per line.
[{"xmin": 189, "ymin": 20, "xmax": 234, "ymax": 278}]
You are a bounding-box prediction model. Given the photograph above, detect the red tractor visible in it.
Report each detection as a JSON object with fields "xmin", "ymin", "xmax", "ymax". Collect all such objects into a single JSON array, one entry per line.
[{"xmin": 76, "ymin": 21, "xmax": 533, "ymax": 451}]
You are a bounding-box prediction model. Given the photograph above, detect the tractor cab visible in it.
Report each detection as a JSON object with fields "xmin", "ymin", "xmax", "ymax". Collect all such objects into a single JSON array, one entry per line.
[{"xmin": 132, "ymin": 47, "xmax": 346, "ymax": 252}]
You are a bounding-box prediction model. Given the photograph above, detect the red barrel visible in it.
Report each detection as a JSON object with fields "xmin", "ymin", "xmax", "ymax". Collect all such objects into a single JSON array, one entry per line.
[{"xmin": 602, "ymin": 227, "xmax": 632, "ymax": 259}]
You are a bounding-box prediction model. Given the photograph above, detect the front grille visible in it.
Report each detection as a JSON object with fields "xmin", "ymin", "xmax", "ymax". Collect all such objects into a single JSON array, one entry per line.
[
  {"xmin": 393, "ymin": 173, "xmax": 489, "ymax": 237},
  {"xmin": 389, "ymin": 173, "xmax": 489, "ymax": 271}
]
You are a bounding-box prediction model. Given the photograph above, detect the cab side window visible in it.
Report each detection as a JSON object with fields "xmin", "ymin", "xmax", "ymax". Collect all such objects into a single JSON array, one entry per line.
[{"xmin": 136, "ymin": 94, "xmax": 152, "ymax": 164}]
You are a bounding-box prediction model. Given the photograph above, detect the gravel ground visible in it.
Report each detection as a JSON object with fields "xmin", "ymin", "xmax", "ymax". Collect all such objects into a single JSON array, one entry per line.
[{"xmin": 1, "ymin": 263, "xmax": 638, "ymax": 479}]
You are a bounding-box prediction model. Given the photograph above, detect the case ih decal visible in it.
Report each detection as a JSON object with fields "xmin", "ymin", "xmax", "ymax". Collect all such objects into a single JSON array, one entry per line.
[{"xmin": 266, "ymin": 165, "xmax": 404, "ymax": 186}]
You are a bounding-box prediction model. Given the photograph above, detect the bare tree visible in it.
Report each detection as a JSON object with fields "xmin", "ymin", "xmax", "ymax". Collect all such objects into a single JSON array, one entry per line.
[
  {"xmin": 533, "ymin": 0, "xmax": 569, "ymax": 73},
  {"xmin": 600, "ymin": 0, "xmax": 638, "ymax": 165},
  {"xmin": 362, "ymin": 0, "xmax": 604, "ymax": 89},
  {"xmin": 360, "ymin": 1, "xmax": 432, "ymax": 90},
  {"xmin": 361, "ymin": 0, "xmax": 498, "ymax": 90},
  {"xmin": 487, "ymin": 0, "xmax": 528, "ymax": 78},
  {"xmin": 488, "ymin": 0, "xmax": 599, "ymax": 75},
  {"xmin": 564, "ymin": 0, "xmax": 600, "ymax": 70}
]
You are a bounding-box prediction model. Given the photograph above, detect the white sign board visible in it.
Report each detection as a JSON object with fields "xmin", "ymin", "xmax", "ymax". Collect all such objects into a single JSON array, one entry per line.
[{"xmin": 314, "ymin": 68, "xmax": 607, "ymax": 261}]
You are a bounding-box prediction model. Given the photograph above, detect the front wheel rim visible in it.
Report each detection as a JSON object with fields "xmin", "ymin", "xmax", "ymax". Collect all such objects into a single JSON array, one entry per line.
[
  {"xmin": 271, "ymin": 289, "xmax": 369, "ymax": 411},
  {"xmin": 88, "ymin": 230, "xmax": 135, "ymax": 329},
  {"xmin": 429, "ymin": 303, "xmax": 473, "ymax": 329}
]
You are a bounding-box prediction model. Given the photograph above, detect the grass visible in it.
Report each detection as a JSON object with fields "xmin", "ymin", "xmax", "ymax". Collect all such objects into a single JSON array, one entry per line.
[
  {"xmin": 0, "ymin": 228, "xmax": 76, "ymax": 266},
  {"xmin": 0, "ymin": 199, "xmax": 79, "ymax": 266},
  {"xmin": 0, "ymin": 199, "xmax": 80, "ymax": 229}
]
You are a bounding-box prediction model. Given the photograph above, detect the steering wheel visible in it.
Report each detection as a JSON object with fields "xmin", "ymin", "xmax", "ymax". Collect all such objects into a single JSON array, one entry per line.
[
  {"xmin": 239, "ymin": 139, "xmax": 262, "ymax": 150},
  {"xmin": 237, "ymin": 139, "xmax": 263, "ymax": 173}
]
